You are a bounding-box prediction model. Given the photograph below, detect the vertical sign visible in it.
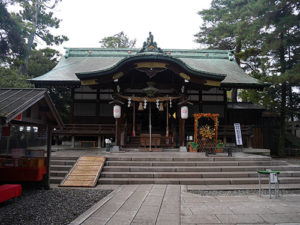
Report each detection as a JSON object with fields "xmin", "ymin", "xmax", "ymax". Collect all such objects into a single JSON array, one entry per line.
[
  {"xmin": 270, "ymin": 173, "xmax": 278, "ymax": 183},
  {"xmin": 234, "ymin": 123, "xmax": 243, "ymax": 146}
]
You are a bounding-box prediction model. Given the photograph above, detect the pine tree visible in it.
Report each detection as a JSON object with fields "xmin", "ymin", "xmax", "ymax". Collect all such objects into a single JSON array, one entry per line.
[
  {"xmin": 196, "ymin": 0, "xmax": 300, "ymax": 155},
  {"xmin": 12, "ymin": 0, "xmax": 68, "ymax": 74}
]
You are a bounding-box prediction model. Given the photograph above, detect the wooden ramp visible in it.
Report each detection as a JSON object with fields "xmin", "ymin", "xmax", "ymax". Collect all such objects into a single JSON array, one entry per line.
[{"xmin": 60, "ymin": 156, "xmax": 106, "ymax": 187}]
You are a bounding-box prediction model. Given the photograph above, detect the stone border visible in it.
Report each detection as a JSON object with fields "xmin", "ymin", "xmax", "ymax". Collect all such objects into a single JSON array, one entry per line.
[{"xmin": 69, "ymin": 186, "xmax": 122, "ymax": 225}]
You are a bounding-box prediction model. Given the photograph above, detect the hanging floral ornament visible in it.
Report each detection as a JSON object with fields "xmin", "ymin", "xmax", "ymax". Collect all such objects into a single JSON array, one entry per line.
[
  {"xmin": 169, "ymin": 97, "xmax": 172, "ymax": 108},
  {"xmin": 156, "ymin": 99, "xmax": 159, "ymax": 109},
  {"xmin": 143, "ymin": 98, "xmax": 147, "ymax": 109},
  {"xmin": 128, "ymin": 97, "xmax": 131, "ymax": 108}
]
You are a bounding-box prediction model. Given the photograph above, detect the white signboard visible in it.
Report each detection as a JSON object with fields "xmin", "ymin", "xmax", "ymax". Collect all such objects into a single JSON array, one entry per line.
[
  {"xmin": 270, "ymin": 173, "xmax": 278, "ymax": 183},
  {"xmin": 234, "ymin": 123, "xmax": 243, "ymax": 146}
]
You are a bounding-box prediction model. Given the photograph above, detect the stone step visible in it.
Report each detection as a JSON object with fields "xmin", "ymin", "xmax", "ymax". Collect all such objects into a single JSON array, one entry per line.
[
  {"xmin": 105, "ymin": 156, "xmax": 271, "ymax": 162},
  {"xmin": 103, "ymin": 165, "xmax": 300, "ymax": 172},
  {"xmin": 50, "ymin": 176, "xmax": 64, "ymax": 184},
  {"xmin": 50, "ymin": 165, "xmax": 73, "ymax": 171},
  {"xmin": 50, "ymin": 170, "xmax": 69, "ymax": 177},
  {"xmin": 50, "ymin": 159, "xmax": 77, "ymax": 166},
  {"xmin": 51, "ymin": 156, "xmax": 78, "ymax": 161},
  {"xmin": 100, "ymin": 171, "xmax": 300, "ymax": 179},
  {"xmin": 105, "ymin": 160, "xmax": 286, "ymax": 167},
  {"xmin": 98, "ymin": 177, "xmax": 300, "ymax": 185}
]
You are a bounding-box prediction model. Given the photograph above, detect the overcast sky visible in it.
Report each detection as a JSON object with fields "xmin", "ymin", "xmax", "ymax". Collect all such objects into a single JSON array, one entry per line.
[{"xmin": 51, "ymin": 0, "xmax": 212, "ymax": 53}]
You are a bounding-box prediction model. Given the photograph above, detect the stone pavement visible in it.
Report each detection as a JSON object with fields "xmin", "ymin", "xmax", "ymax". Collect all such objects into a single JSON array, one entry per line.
[{"xmin": 69, "ymin": 184, "xmax": 300, "ymax": 225}]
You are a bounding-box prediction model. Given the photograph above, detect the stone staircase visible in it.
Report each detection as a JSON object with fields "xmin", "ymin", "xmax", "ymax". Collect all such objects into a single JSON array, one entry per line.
[
  {"xmin": 49, "ymin": 153, "xmax": 300, "ymax": 186},
  {"xmin": 98, "ymin": 154, "xmax": 300, "ymax": 185},
  {"xmin": 50, "ymin": 156, "xmax": 78, "ymax": 184}
]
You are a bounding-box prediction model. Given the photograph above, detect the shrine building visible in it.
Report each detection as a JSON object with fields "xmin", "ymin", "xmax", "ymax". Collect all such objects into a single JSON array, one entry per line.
[{"xmin": 31, "ymin": 33, "xmax": 267, "ymax": 151}]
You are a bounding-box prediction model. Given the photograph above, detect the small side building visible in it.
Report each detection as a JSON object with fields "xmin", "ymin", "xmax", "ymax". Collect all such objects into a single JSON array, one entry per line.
[{"xmin": 0, "ymin": 88, "xmax": 63, "ymax": 188}]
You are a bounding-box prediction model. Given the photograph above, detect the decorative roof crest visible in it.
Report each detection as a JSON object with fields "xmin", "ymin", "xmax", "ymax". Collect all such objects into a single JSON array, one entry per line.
[{"xmin": 139, "ymin": 32, "xmax": 164, "ymax": 54}]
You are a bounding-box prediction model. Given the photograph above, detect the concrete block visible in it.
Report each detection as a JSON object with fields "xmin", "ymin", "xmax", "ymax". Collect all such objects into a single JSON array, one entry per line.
[
  {"xmin": 111, "ymin": 146, "xmax": 120, "ymax": 152},
  {"xmin": 179, "ymin": 146, "xmax": 187, "ymax": 152}
]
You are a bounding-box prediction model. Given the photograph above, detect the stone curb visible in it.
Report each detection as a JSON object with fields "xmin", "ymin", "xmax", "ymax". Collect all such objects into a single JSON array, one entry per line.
[{"xmin": 68, "ymin": 186, "xmax": 122, "ymax": 225}]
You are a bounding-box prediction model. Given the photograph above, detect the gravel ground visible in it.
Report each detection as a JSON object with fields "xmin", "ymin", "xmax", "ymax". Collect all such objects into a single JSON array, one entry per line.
[
  {"xmin": 0, "ymin": 188, "xmax": 112, "ymax": 225},
  {"xmin": 189, "ymin": 189, "xmax": 300, "ymax": 196}
]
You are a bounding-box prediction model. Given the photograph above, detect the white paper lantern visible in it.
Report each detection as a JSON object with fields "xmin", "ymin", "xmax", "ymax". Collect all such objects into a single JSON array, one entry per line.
[
  {"xmin": 181, "ymin": 106, "xmax": 188, "ymax": 119},
  {"xmin": 113, "ymin": 105, "xmax": 121, "ymax": 118}
]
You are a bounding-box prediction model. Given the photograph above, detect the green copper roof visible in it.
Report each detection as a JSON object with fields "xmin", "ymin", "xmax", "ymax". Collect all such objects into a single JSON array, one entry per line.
[{"xmin": 31, "ymin": 47, "xmax": 262, "ymax": 88}]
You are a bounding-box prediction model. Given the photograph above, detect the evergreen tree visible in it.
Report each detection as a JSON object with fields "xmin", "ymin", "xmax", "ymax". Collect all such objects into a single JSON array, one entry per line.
[
  {"xmin": 11, "ymin": 0, "xmax": 68, "ymax": 74},
  {"xmin": 196, "ymin": 0, "xmax": 300, "ymax": 155},
  {"xmin": 0, "ymin": 2, "xmax": 26, "ymax": 63},
  {"xmin": 100, "ymin": 32, "xmax": 136, "ymax": 48},
  {"xmin": 27, "ymin": 47, "xmax": 60, "ymax": 77}
]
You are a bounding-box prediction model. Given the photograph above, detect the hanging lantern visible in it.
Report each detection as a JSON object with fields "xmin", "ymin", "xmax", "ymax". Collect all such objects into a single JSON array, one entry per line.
[
  {"xmin": 169, "ymin": 97, "xmax": 172, "ymax": 108},
  {"xmin": 159, "ymin": 102, "xmax": 164, "ymax": 111},
  {"xmin": 113, "ymin": 105, "xmax": 121, "ymax": 118},
  {"xmin": 138, "ymin": 102, "xmax": 143, "ymax": 111},
  {"xmin": 181, "ymin": 106, "xmax": 188, "ymax": 119},
  {"xmin": 143, "ymin": 99, "xmax": 147, "ymax": 109}
]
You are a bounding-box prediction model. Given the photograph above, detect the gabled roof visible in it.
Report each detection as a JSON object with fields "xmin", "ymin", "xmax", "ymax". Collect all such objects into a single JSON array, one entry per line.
[
  {"xmin": 0, "ymin": 88, "xmax": 63, "ymax": 128},
  {"xmin": 31, "ymin": 33, "xmax": 263, "ymax": 88}
]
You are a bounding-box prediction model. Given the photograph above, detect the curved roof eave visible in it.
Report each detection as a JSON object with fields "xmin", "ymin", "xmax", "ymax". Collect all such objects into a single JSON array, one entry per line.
[{"xmin": 76, "ymin": 54, "xmax": 227, "ymax": 81}]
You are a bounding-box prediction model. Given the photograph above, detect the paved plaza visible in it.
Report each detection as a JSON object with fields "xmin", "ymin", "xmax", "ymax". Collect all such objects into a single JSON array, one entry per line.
[{"xmin": 69, "ymin": 184, "xmax": 300, "ymax": 225}]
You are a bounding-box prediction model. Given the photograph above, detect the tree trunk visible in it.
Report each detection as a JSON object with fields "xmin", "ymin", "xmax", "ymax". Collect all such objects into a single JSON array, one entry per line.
[
  {"xmin": 231, "ymin": 39, "xmax": 242, "ymax": 102},
  {"xmin": 278, "ymin": 33, "xmax": 287, "ymax": 156},
  {"xmin": 19, "ymin": 1, "xmax": 39, "ymax": 74}
]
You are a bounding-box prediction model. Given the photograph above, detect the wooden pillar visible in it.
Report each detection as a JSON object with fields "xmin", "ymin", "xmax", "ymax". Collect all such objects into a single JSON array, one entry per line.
[
  {"xmin": 224, "ymin": 89, "xmax": 228, "ymax": 124},
  {"xmin": 70, "ymin": 88, "xmax": 74, "ymax": 123},
  {"xmin": 97, "ymin": 136, "xmax": 101, "ymax": 148},
  {"xmin": 166, "ymin": 102, "xmax": 169, "ymax": 137},
  {"xmin": 45, "ymin": 126, "xmax": 52, "ymax": 189},
  {"xmin": 115, "ymin": 118, "xmax": 121, "ymax": 146},
  {"xmin": 223, "ymin": 89, "xmax": 228, "ymax": 146},
  {"xmin": 132, "ymin": 103, "xmax": 136, "ymax": 136},
  {"xmin": 55, "ymin": 135, "xmax": 59, "ymax": 146},
  {"xmin": 179, "ymin": 117, "xmax": 185, "ymax": 146},
  {"xmin": 71, "ymin": 136, "xmax": 75, "ymax": 148},
  {"xmin": 199, "ymin": 90, "xmax": 203, "ymax": 112},
  {"xmin": 96, "ymin": 88, "xmax": 100, "ymax": 123}
]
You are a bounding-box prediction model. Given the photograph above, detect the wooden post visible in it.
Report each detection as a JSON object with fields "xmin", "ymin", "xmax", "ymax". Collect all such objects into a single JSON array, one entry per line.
[
  {"xmin": 133, "ymin": 103, "xmax": 136, "ymax": 136},
  {"xmin": 149, "ymin": 103, "xmax": 152, "ymax": 151},
  {"xmin": 45, "ymin": 126, "xmax": 51, "ymax": 189},
  {"xmin": 166, "ymin": 102, "xmax": 169, "ymax": 137},
  {"xmin": 70, "ymin": 88, "xmax": 74, "ymax": 123},
  {"xmin": 179, "ymin": 118, "xmax": 185, "ymax": 146},
  {"xmin": 97, "ymin": 136, "xmax": 101, "ymax": 148},
  {"xmin": 71, "ymin": 136, "xmax": 75, "ymax": 148},
  {"xmin": 55, "ymin": 135, "xmax": 59, "ymax": 146},
  {"xmin": 115, "ymin": 118, "xmax": 121, "ymax": 146}
]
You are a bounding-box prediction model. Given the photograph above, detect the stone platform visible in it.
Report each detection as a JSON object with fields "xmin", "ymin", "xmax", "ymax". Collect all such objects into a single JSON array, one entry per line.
[
  {"xmin": 50, "ymin": 150, "xmax": 300, "ymax": 187},
  {"xmin": 68, "ymin": 184, "xmax": 300, "ymax": 225}
]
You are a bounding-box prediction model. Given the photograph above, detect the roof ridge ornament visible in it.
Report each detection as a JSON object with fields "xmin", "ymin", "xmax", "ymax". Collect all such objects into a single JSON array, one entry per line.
[{"xmin": 139, "ymin": 32, "xmax": 164, "ymax": 54}]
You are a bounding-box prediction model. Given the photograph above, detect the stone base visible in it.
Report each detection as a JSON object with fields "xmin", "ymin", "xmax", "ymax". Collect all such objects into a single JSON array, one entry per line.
[
  {"xmin": 179, "ymin": 146, "xmax": 187, "ymax": 152},
  {"xmin": 243, "ymin": 148, "xmax": 270, "ymax": 156},
  {"xmin": 111, "ymin": 146, "xmax": 120, "ymax": 152}
]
